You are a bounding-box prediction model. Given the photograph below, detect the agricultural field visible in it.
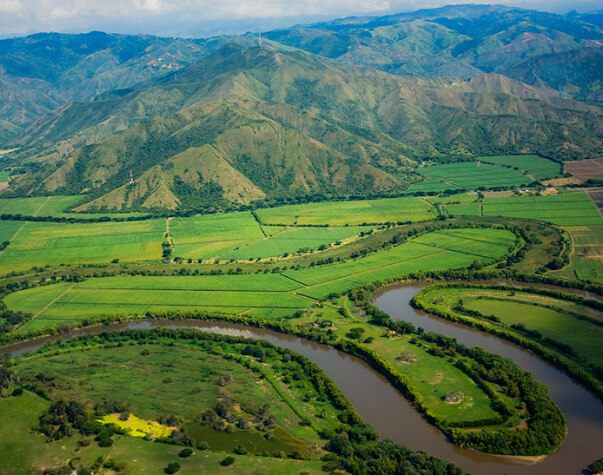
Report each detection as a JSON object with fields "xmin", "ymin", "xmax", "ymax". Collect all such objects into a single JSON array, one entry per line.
[
  {"xmin": 410, "ymin": 161, "xmax": 532, "ymax": 193},
  {"xmin": 418, "ymin": 285, "xmax": 603, "ymax": 376},
  {"xmin": 5, "ymin": 228, "xmax": 517, "ymax": 330},
  {"xmin": 478, "ymin": 155, "xmax": 562, "ymax": 180},
  {"xmin": 551, "ymin": 224, "xmax": 603, "ymax": 283},
  {"xmin": 481, "ymin": 191, "xmax": 603, "ymax": 226},
  {"xmin": 0, "ymin": 171, "xmax": 9, "ymax": 182},
  {"xmin": 565, "ymin": 158, "xmax": 603, "ymax": 182},
  {"xmin": 170, "ymin": 212, "xmax": 367, "ymax": 260},
  {"xmin": 255, "ymin": 196, "xmax": 437, "ymax": 225},
  {"xmin": 0, "ymin": 332, "xmax": 341, "ymax": 473},
  {"xmin": 0, "ymin": 219, "xmax": 165, "ymax": 274}
]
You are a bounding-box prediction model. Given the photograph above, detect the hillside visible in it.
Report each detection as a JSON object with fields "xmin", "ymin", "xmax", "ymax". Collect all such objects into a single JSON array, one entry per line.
[
  {"xmin": 263, "ymin": 5, "xmax": 603, "ymax": 103},
  {"xmin": 2, "ymin": 44, "xmax": 601, "ymax": 212},
  {"xmin": 0, "ymin": 31, "xmax": 219, "ymax": 141}
]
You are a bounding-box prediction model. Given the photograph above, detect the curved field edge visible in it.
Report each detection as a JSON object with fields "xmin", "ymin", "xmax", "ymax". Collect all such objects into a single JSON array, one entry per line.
[
  {"xmin": 3, "ymin": 227, "xmax": 520, "ymax": 331},
  {"xmin": 0, "ymin": 329, "xmax": 465, "ymax": 475},
  {"xmin": 0, "ymin": 306, "xmax": 566, "ymax": 457},
  {"xmin": 411, "ymin": 283, "xmax": 603, "ymax": 400}
]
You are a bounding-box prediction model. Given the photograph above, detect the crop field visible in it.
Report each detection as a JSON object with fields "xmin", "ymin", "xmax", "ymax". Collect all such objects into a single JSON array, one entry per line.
[
  {"xmin": 482, "ymin": 191, "xmax": 603, "ymax": 226},
  {"xmin": 217, "ymin": 226, "xmax": 366, "ymax": 260},
  {"xmin": 478, "ymin": 155, "xmax": 562, "ymax": 180},
  {"xmin": 422, "ymin": 287, "xmax": 603, "ymax": 369},
  {"xmin": 552, "ymin": 224, "xmax": 603, "ymax": 283},
  {"xmin": 170, "ymin": 213, "xmax": 366, "ymax": 260},
  {"xmin": 445, "ymin": 202, "xmax": 481, "ymax": 216},
  {"xmin": 414, "ymin": 161, "xmax": 532, "ymax": 192},
  {"xmin": 565, "ymin": 158, "xmax": 603, "ymax": 182},
  {"xmin": 0, "ymin": 220, "xmax": 22, "ymax": 242},
  {"xmin": 0, "ymin": 172, "xmax": 8, "ymax": 182},
  {"xmin": 255, "ymin": 197, "xmax": 437, "ymax": 225},
  {"xmin": 285, "ymin": 228, "xmax": 516, "ymax": 299},
  {"xmin": 5, "ymin": 228, "xmax": 516, "ymax": 328},
  {"xmin": 0, "ymin": 219, "xmax": 165, "ymax": 273},
  {"xmin": 407, "ymin": 177, "xmax": 462, "ymax": 193}
]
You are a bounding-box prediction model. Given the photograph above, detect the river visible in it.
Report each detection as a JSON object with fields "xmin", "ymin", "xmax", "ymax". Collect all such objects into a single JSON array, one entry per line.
[{"xmin": 2, "ymin": 281, "xmax": 602, "ymax": 474}]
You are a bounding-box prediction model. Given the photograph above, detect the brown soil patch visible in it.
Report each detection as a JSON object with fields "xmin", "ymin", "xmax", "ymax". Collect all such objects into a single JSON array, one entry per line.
[
  {"xmin": 429, "ymin": 371, "xmax": 444, "ymax": 385},
  {"xmin": 541, "ymin": 177, "xmax": 581, "ymax": 186},
  {"xmin": 540, "ymin": 187, "xmax": 558, "ymax": 195},
  {"xmin": 0, "ymin": 148, "xmax": 18, "ymax": 155},
  {"xmin": 0, "ymin": 182, "xmax": 8, "ymax": 191},
  {"xmin": 565, "ymin": 158, "xmax": 603, "ymax": 182}
]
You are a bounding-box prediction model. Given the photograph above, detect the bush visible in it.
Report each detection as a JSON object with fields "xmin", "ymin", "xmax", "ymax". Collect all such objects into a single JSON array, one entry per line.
[
  {"xmin": 178, "ymin": 448, "xmax": 193, "ymax": 458},
  {"xmin": 164, "ymin": 462, "xmax": 181, "ymax": 474},
  {"xmin": 220, "ymin": 456, "xmax": 235, "ymax": 467}
]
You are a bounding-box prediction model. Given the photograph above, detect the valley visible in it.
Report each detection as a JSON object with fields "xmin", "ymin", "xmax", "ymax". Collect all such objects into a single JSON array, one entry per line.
[{"xmin": 0, "ymin": 4, "xmax": 602, "ymax": 474}]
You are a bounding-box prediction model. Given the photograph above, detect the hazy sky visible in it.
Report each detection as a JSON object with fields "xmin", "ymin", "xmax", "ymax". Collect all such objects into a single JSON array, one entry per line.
[{"xmin": 0, "ymin": 0, "xmax": 600, "ymax": 38}]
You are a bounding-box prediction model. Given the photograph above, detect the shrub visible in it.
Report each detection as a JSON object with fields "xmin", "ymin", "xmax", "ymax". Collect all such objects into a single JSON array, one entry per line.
[
  {"xmin": 220, "ymin": 456, "xmax": 235, "ymax": 467},
  {"xmin": 164, "ymin": 462, "xmax": 181, "ymax": 474},
  {"xmin": 178, "ymin": 448, "xmax": 193, "ymax": 458}
]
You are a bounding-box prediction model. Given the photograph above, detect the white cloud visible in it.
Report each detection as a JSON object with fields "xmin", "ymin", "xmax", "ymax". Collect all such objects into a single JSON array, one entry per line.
[{"xmin": 0, "ymin": 0, "xmax": 598, "ymax": 38}]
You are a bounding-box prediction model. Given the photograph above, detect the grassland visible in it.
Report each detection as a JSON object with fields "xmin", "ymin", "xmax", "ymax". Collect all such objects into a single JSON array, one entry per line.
[
  {"xmin": 5, "ymin": 227, "xmax": 517, "ymax": 330},
  {"xmin": 419, "ymin": 285, "xmax": 603, "ymax": 377},
  {"xmin": 1, "ymin": 333, "xmax": 339, "ymax": 474},
  {"xmin": 0, "ymin": 219, "xmax": 165, "ymax": 274},
  {"xmin": 0, "ymin": 171, "xmax": 9, "ymax": 182},
  {"xmin": 255, "ymin": 196, "xmax": 437, "ymax": 225}
]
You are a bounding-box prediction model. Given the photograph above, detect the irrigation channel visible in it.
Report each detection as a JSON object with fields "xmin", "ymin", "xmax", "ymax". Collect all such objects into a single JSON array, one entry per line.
[{"xmin": 2, "ymin": 281, "xmax": 602, "ymax": 474}]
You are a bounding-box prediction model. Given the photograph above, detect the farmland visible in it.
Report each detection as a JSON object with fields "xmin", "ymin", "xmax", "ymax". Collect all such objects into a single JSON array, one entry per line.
[
  {"xmin": 478, "ymin": 155, "xmax": 562, "ymax": 180},
  {"xmin": 410, "ymin": 161, "xmax": 532, "ymax": 193},
  {"xmin": 0, "ymin": 219, "xmax": 165, "ymax": 273},
  {"xmin": 415, "ymin": 284, "xmax": 603, "ymax": 386},
  {"xmin": 5, "ymin": 227, "xmax": 517, "ymax": 330},
  {"xmin": 170, "ymin": 212, "xmax": 367, "ymax": 261},
  {"xmin": 255, "ymin": 196, "xmax": 437, "ymax": 225}
]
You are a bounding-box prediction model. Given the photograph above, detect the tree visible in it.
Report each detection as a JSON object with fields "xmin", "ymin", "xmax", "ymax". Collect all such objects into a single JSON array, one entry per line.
[{"xmin": 220, "ymin": 456, "xmax": 235, "ymax": 467}]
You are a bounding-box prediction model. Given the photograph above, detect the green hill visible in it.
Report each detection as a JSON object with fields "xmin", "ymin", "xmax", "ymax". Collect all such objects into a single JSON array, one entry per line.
[{"xmin": 3, "ymin": 44, "xmax": 601, "ymax": 212}]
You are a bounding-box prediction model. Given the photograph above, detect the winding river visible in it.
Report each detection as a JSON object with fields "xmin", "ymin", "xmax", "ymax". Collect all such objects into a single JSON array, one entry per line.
[{"xmin": 2, "ymin": 282, "xmax": 602, "ymax": 474}]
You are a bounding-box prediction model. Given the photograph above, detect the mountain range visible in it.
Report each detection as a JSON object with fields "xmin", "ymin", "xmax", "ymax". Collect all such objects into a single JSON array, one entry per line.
[{"xmin": 0, "ymin": 4, "xmax": 601, "ymax": 212}]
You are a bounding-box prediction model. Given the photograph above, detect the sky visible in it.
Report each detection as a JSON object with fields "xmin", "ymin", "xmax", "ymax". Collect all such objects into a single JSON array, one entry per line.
[{"xmin": 0, "ymin": 0, "xmax": 600, "ymax": 38}]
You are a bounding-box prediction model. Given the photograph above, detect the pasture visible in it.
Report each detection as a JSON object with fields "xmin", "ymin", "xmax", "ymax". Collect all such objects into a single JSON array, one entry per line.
[
  {"xmin": 0, "ymin": 334, "xmax": 336, "ymax": 473},
  {"xmin": 255, "ymin": 196, "xmax": 437, "ymax": 226},
  {"xmin": 422, "ymin": 286, "xmax": 603, "ymax": 370}
]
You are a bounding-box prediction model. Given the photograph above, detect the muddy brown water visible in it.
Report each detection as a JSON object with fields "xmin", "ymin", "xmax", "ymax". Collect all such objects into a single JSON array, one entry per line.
[{"xmin": 2, "ymin": 280, "xmax": 602, "ymax": 474}]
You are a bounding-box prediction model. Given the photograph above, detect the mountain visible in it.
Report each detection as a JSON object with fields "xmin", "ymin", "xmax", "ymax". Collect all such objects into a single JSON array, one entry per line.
[
  {"xmin": 263, "ymin": 4, "xmax": 603, "ymax": 102},
  {"xmin": 0, "ymin": 31, "xmax": 221, "ymax": 141},
  {"xmin": 3, "ymin": 44, "xmax": 601, "ymax": 212}
]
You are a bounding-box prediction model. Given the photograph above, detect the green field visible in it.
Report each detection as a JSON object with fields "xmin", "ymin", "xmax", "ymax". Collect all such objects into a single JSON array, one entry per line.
[
  {"xmin": 286, "ymin": 228, "xmax": 516, "ymax": 299},
  {"xmin": 478, "ymin": 155, "xmax": 562, "ymax": 180},
  {"xmin": 411, "ymin": 161, "xmax": 532, "ymax": 192},
  {"xmin": 255, "ymin": 197, "xmax": 437, "ymax": 226},
  {"xmin": 551, "ymin": 224, "xmax": 603, "ymax": 283},
  {"xmin": 0, "ymin": 332, "xmax": 341, "ymax": 473},
  {"xmin": 0, "ymin": 171, "xmax": 8, "ymax": 182},
  {"xmin": 0, "ymin": 219, "xmax": 165, "ymax": 273},
  {"xmin": 217, "ymin": 226, "xmax": 367, "ymax": 260},
  {"xmin": 5, "ymin": 227, "xmax": 516, "ymax": 329},
  {"xmin": 170, "ymin": 212, "xmax": 367, "ymax": 260},
  {"xmin": 482, "ymin": 191, "xmax": 603, "ymax": 226},
  {"xmin": 421, "ymin": 286, "xmax": 603, "ymax": 371}
]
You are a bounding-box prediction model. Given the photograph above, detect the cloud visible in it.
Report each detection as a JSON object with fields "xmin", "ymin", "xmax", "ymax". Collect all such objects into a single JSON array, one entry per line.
[{"xmin": 0, "ymin": 0, "xmax": 599, "ymax": 38}]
